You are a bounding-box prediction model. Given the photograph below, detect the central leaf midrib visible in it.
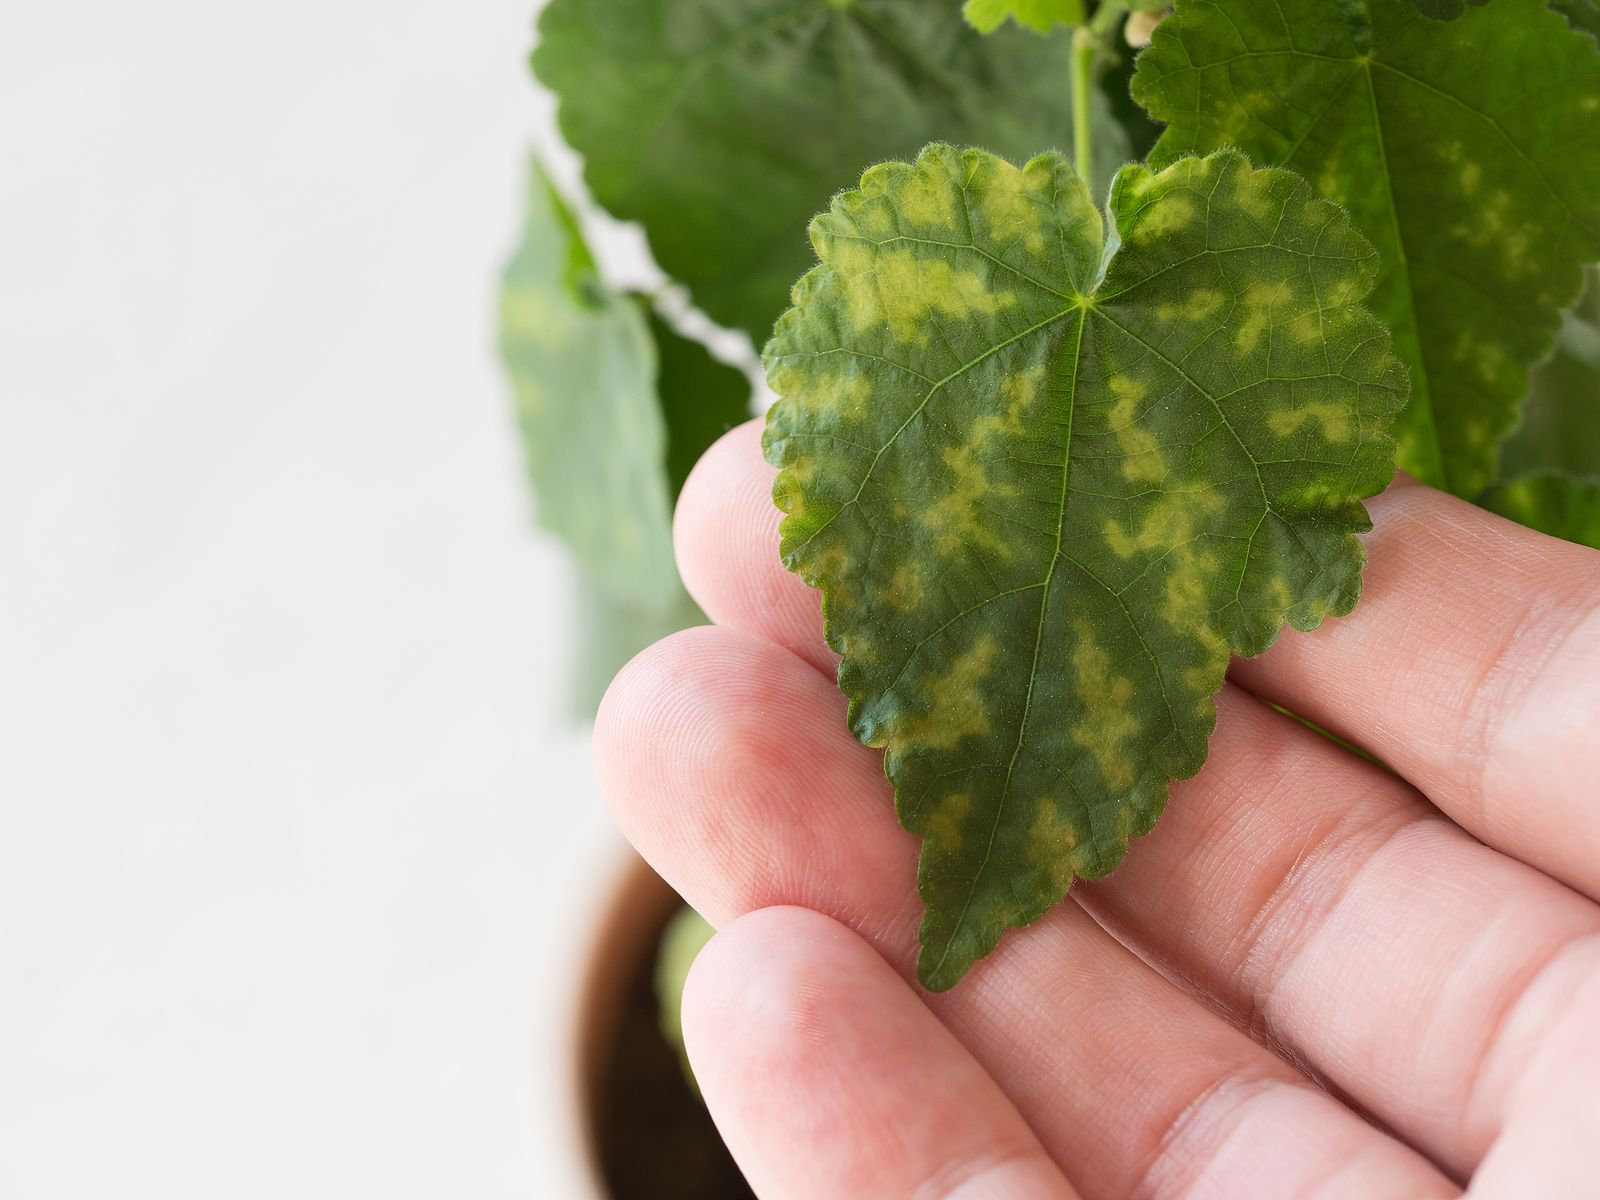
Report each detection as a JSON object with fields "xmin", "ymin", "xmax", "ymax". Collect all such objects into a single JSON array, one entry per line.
[{"xmin": 924, "ymin": 302, "xmax": 1089, "ymax": 982}]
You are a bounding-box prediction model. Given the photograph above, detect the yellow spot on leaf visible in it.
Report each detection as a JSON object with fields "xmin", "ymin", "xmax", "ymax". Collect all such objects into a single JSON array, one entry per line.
[
  {"xmin": 1161, "ymin": 545, "xmax": 1222, "ymax": 628},
  {"xmin": 896, "ymin": 635, "xmax": 999, "ymax": 751},
  {"xmin": 921, "ymin": 443, "xmax": 1014, "ymax": 559},
  {"xmin": 879, "ymin": 562, "xmax": 927, "ymax": 612},
  {"xmin": 1286, "ymin": 309, "xmax": 1325, "ymax": 346},
  {"xmin": 1130, "ymin": 194, "xmax": 1196, "ymax": 244},
  {"xmin": 976, "ymin": 160, "xmax": 1051, "ymax": 253},
  {"xmin": 1029, "ymin": 798, "xmax": 1083, "ymax": 892},
  {"xmin": 1106, "ymin": 486, "xmax": 1222, "ymax": 559},
  {"xmin": 857, "ymin": 203, "xmax": 895, "ymax": 238},
  {"xmin": 1233, "ymin": 168, "xmax": 1280, "ymax": 222},
  {"xmin": 1269, "ymin": 401, "xmax": 1353, "ymax": 442},
  {"xmin": 1107, "ymin": 375, "xmax": 1168, "ymax": 482},
  {"xmin": 922, "ymin": 792, "xmax": 970, "ymax": 854},
  {"xmin": 1235, "ymin": 280, "xmax": 1294, "ymax": 356},
  {"xmin": 1156, "ymin": 288, "xmax": 1224, "ymax": 324},
  {"xmin": 768, "ymin": 363, "xmax": 871, "ymax": 422},
  {"xmin": 897, "ymin": 166, "xmax": 959, "ymax": 228},
  {"xmin": 834, "ymin": 243, "xmax": 1017, "ymax": 343},
  {"xmin": 1069, "ymin": 623, "xmax": 1137, "ymax": 791}
]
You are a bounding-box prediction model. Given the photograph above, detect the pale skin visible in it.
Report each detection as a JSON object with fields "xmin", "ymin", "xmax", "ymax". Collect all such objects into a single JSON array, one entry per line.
[{"xmin": 596, "ymin": 421, "xmax": 1600, "ymax": 1199}]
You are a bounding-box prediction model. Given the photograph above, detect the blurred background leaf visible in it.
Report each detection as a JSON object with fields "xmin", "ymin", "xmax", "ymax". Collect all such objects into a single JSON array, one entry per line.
[
  {"xmin": 1482, "ymin": 470, "xmax": 1600, "ymax": 548},
  {"xmin": 499, "ymin": 158, "xmax": 752, "ymax": 716},
  {"xmin": 1553, "ymin": 0, "xmax": 1600, "ymax": 41}
]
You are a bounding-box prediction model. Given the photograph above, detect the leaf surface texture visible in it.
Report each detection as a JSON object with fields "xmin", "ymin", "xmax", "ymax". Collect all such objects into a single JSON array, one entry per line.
[
  {"xmin": 1134, "ymin": 0, "xmax": 1600, "ymax": 496},
  {"xmin": 763, "ymin": 146, "xmax": 1404, "ymax": 988}
]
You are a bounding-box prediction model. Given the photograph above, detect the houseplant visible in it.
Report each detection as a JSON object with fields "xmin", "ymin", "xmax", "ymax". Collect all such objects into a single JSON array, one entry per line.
[{"xmin": 504, "ymin": 0, "xmax": 1600, "ymax": 1189}]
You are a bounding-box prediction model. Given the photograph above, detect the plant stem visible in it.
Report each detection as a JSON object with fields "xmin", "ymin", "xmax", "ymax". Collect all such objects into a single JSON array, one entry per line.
[
  {"xmin": 1087, "ymin": 0, "xmax": 1127, "ymax": 37},
  {"xmin": 1069, "ymin": 3, "xmax": 1125, "ymax": 182},
  {"xmin": 1071, "ymin": 26, "xmax": 1095, "ymax": 182}
]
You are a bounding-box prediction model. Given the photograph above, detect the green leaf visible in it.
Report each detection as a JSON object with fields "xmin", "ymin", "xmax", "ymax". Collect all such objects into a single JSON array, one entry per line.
[
  {"xmin": 963, "ymin": 0, "xmax": 1085, "ymax": 35},
  {"xmin": 500, "ymin": 161, "xmax": 679, "ymax": 607},
  {"xmin": 762, "ymin": 145, "xmax": 1404, "ymax": 989},
  {"xmin": 655, "ymin": 906, "xmax": 717, "ymax": 1091},
  {"xmin": 1132, "ymin": 0, "xmax": 1600, "ymax": 498},
  {"xmin": 1411, "ymin": 0, "xmax": 1488, "ymax": 18},
  {"xmin": 1097, "ymin": 21, "xmax": 1164, "ymax": 160},
  {"xmin": 648, "ymin": 308, "xmax": 754, "ymax": 500},
  {"xmin": 533, "ymin": 0, "xmax": 1130, "ymax": 346},
  {"xmin": 1553, "ymin": 0, "xmax": 1600, "ymax": 41},
  {"xmin": 1499, "ymin": 269, "xmax": 1600, "ymax": 478},
  {"xmin": 499, "ymin": 161, "xmax": 748, "ymax": 715},
  {"xmin": 1482, "ymin": 470, "xmax": 1600, "ymax": 547}
]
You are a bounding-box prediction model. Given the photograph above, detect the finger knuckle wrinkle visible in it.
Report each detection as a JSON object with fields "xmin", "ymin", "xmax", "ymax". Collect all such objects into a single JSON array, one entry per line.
[
  {"xmin": 1465, "ymin": 582, "xmax": 1600, "ymax": 806},
  {"xmin": 911, "ymin": 1138, "xmax": 1057, "ymax": 1200},
  {"xmin": 1126, "ymin": 1059, "xmax": 1299, "ymax": 1200}
]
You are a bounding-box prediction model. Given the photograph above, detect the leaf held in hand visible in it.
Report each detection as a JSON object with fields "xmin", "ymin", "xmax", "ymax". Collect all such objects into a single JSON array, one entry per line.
[
  {"xmin": 763, "ymin": 145, "xmax": 1405, "ymax": 989},
  {"xmin": 1133, "ymin": 0, "xmax": 1600, "ymax": 497}
]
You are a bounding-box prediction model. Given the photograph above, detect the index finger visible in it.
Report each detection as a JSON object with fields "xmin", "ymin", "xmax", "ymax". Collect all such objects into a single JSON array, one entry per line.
[{"xmin": 1228, "ymin": 479, "xmax": 1600, "ymax": 901}]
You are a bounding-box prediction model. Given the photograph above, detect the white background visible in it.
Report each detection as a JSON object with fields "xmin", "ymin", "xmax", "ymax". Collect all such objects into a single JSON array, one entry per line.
[{"xmin": 0, "ymin": 2, "xmax": 702, "ymax": 1194}]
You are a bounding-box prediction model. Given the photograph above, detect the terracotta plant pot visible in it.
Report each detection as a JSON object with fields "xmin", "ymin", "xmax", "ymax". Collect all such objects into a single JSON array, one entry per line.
[{"xmin": 565, "ymin": 851, "xmax": 752, "ymax": 1199}]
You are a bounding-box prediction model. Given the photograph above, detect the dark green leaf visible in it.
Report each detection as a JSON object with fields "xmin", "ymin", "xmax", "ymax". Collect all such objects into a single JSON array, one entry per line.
[
  {"xmin": 1482, "ymin": 469, "xmax": 1600, "ymax": 547},
  {"xmin": 1097, "ymin": 21, "xmax": 1164, "ymax": 160},
  {"xmin": 763, "ymin": 145, "xmax": 1403, "ymax": 988},
  {"xmin": 1500, "ymin": 265, "xmax": 1600, "ymax": 478},
  {"xmin": 1412, "ymin": 0, "xmax": 1488, "ymax": 19},
  {"xmin": 1553, "ymin": 0, "xmax": 1600, "ymax": 41},
  {"xmin": 533, "ymin": 0, "xmax": 1130, "ymax": 345},
  {"xmin": 1133, "ymin": 0, "xmax": 1600, "ymax": 497},
  {"xmin": 648, "ymin": 308, "xmax": 754, "ymax": 499}
]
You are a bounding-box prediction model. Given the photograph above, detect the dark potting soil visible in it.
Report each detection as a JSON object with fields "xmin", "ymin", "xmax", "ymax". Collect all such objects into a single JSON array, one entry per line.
[{"xmin": 593, "ymin": 904, "xmax": 755, "ymax": 1200}]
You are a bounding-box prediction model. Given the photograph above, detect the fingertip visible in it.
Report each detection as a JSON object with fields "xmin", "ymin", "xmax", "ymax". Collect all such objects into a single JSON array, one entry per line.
[
  {"xmin": 673, "ymin": 419, "xmax": 832, "ymax": 674},
  {"xmin": 592, "ymin": 625, "xmax": 737, "ymax": 863},
  {"xmin": 681, "ymin": 906, "xmax": 856, "ymax": 1073},
  {"xmin": 592, "ymin": 622, "xmax": 902, "ymax": 932}
]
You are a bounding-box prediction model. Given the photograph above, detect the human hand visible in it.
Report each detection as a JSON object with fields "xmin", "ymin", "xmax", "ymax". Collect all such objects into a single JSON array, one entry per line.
[{"xmin": 596, "ymin": 421, "xmax": 1600, "ymax": 1199}]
